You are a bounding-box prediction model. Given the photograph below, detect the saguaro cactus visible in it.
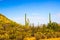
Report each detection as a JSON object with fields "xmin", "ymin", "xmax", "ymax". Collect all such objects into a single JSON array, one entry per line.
[
  {"xmin": 25, "ymin": 13, "xmax": 27, "ymax": 26},
  {"xmin": 25, "ymin": 13, "xmax": 29, "ymax": 27},
  {"xmin": 49, "ymin": 13, "xmax": 51, "ymax": 23}
]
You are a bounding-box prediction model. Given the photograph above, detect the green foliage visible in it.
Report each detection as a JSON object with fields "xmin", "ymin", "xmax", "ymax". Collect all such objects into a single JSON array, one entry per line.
[{"xmin": 47, "ymin": 22, "xmax": 59, "ymax": 31}]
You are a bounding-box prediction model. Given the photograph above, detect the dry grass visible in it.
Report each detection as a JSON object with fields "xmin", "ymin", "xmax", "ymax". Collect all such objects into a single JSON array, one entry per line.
[
  {"xmin": 24, "ymin": 37, "xmax": 36, "ymax": 40},
  {"xmin": 40, "ymin": 38, "xmax": 60, "ymax": 40},
  {"xmin": 24, "ymin": 37, "xmax": 60, "ymax": 40}
]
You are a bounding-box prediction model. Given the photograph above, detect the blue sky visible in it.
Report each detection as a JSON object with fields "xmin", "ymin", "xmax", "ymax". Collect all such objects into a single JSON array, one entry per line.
[{"xmin": 0, "ymin": 0, "xmax": 60, "ymax": 25}]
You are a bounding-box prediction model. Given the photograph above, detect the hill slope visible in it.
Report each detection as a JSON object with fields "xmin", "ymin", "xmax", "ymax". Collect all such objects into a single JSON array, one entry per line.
[
  {"xmin": 0, "ymin": 14, "xmax": 12, "ymax": 24},
  {"xmin": 0, "ymin": 13, "xmax": 21, "ymax": 28}
]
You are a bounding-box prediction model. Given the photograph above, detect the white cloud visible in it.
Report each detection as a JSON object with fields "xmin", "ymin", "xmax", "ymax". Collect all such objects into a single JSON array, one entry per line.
[
  {"xmin": 52, "ymin": 13, "xmax": 60, "ymax": 23},
  {"xmin": 9, "ymin": 13, "xmax": 60, "ymax": 25},
  {"xmin": 9, "ymin": 15, "xmax": 48, "ymax": 26}
]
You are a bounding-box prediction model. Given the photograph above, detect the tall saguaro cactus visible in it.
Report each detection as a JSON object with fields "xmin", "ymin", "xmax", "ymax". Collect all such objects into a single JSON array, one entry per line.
[
  {"xmin": 25, "ymin": 13, "xmax": 29, "ymax": 27},
  {"xmin": 49, "ymin": 13, "xmax": 51, "ymax": 23},
  {"xmin": 25, "ymin": 13, "xmax": 27, "ymax": 26}
]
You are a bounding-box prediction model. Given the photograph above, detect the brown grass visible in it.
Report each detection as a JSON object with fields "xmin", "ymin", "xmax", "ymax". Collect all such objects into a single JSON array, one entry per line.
[{"xmin": 40, "ymin": 38, "xmax": 60, "ymax": 40}]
